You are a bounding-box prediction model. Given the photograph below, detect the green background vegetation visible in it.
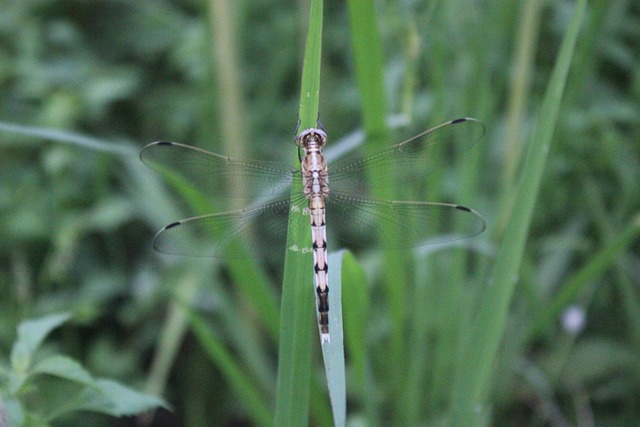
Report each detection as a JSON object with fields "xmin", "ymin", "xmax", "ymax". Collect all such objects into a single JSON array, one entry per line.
[{"xmin": 1, "ymin": 0, "xmax": 639, "ymax": 426}]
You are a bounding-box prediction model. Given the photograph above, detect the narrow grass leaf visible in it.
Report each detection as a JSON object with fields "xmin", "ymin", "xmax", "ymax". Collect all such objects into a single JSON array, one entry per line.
[
  {"xmin": 529, "ymin": 215, "xmax": 640, "ymax": 339},
  {"xmin": 450, "ymin": 0, "xmax": 588, "ymax": 424},
  {"xmin": 345, "ymin": 0, "xmax": 388, "ymax": 137},
  {"xmin": 341, "ymin": 252, "xmax": 369, "ymax": 388},
  {"xmin": 341, "ymin": 251, "xmax": 376, "ymax": 422},
  {"xmin": 0, "ymin": 121, "xmax": 134, "ymax": 156},
  {"xmin": 143, "ymin": 268, "xmax": 202, "ymax": 398},
  {"xmin": 320, "ymin": 250, "xmax": 347, "ymax": 427},
  {"xmin": 346, "ymin": 0, "xmax": 407, "ymax": 403},
  {"xmin": 274, "ymin": 0, "xmax": 323, "ymax": 425},
  {"xmin": 401, "ymin": 254, "xmax": 433, "ymax": 425},
  {"xmin": 204, "ymin": 0, "xmax": 283, "ymax": 341},
  {"xmin": 138, "ymin": 156, "xmax": 280, "ymax": 340},
  {"xmin": 187, "ymin": 308, "xmax": 272, "ymax": 427}
]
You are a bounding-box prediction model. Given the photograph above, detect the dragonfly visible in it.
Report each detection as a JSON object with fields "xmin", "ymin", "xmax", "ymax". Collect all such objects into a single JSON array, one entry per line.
[{"xmin": 140, "ymin": 117, "xmax": 486, "ymax": 343}]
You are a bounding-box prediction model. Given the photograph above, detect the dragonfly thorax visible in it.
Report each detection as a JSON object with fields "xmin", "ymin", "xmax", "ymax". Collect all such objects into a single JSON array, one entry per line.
[{"xmin": 296, "ymin": 128, "xmax": 327, "ymax": 150}]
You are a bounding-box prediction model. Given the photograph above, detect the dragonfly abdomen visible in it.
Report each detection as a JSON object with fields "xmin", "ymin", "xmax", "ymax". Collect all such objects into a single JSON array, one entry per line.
[
  {"xmin": 298, "ymin": 128, "xmax": 331, "ymax": 343},
  {"xmin": 310, "ymin": 195, "xmax": 329, "ymax": 342}
]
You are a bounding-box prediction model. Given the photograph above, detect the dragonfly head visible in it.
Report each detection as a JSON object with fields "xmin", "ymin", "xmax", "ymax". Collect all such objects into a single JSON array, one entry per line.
[{"xmin": 296, "ymin": 128, "xmax": 327, "ymax": 150}]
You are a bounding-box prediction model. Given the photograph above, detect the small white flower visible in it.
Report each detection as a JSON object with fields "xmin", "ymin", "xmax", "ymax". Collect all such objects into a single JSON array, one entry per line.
[{"xmin": 562, "ymin": 305, "xmax": 586, "ymax": 335}]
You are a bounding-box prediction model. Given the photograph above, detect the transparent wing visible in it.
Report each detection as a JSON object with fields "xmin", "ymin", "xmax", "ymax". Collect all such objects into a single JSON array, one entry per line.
[
  {"xmin": 143, "ymin": 118, "xmax": 486, "ymax": 257},
  {"xmin": 140, "ymin": 141, "xmax": 294, "ymax": 200},
  {"xmin": 151, "ymin": 198, "xmax": 296, "ymax": 258},
  {"xmin": 329, "ymin": 118, "xmax": 485, "ymax": 195},
  {"xmin": 326, "ymin": 194, "xmax": 486, "ymax": 248}
]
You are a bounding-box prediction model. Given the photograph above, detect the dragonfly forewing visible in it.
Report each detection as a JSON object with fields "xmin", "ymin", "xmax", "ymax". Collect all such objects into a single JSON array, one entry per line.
[
  {"xmin": 140, "ymin": 141, "xmax": 294, "ymax": 202},
  {"xmin": 329, "ymin": 117, "xmax": 485, "ymax": 196}
]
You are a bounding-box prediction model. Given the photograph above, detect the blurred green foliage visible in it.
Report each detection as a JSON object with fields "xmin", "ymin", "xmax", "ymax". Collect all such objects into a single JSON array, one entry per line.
[
  {"xmin": 0, "ymin": 0, "xmax": 639, "ymax": 426},
  {"xmin": 2, "ymin": 313, "xmax": 166, "ymax": 426}
]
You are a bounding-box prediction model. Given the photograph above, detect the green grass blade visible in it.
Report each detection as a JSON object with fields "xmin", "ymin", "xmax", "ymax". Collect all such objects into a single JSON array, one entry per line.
[
  {"xmin": 345, "ymin": 0, "xmax": 388, "ymax": 137},
  {"xmin": 134, "ymin": 150, "xmax": 280, "ymax": 405},
  {"xmin": 341, "ymin": 252, "xmax": 375, "ymax": 423},
  {"xmin": 139, "ymin": 151, "xmax": 281, "ymax": 340},
  {"xmin": 346, "ymin": 0, "xmax": 407, "ymax": 407},
  {"xmin": 274, "ymin": 0, "xmax": 323, "ymax": 425},
  {"xmin": 207, "ymin": 0, "xmax": 247, "ymax": 162},
  {"xmin": 143, "ymin": 270, "xmax": 199, "ymax": 398},
  {"xmin": 450, "ymin": 0, "xmax": 588, "ymax": 424},
  {"xmin": 341, "ymin": 253, "xmax": 368, "ymax": 377},
  {"xmin": 495, "ymin": 0, "xmax": 544, "ymax": 237},
  {"xmin": 321, "ymin": 251, "xmax": 347, "ymax": 427},
  {"xmin": 130, "ymin": 155, "xmax": 278, "ymax": 410},
  {"xmin": 205, "ymin": 0, "xmax": 283, "ymax": 336},
  {"xmin": 0, "ymin": 121, "xmax": 135, "ymax": 155},
  {"xmin": 401, "ymin": 254, "xmax": 434, "ymax": 425},
  {"xmin": 529, "ymin": 215, "xmax": 640, "ymax": 339},
  {"xmin": 226, "ymin": 255, "xmax": 281, "ymax": 340},
  {"xmin": 187, "ymin": 308, "xmax": 272, "ymax": 427}
]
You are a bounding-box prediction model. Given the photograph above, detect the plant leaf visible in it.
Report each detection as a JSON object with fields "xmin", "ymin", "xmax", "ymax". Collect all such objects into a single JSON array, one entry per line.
[
  {"xmin": 72, "ymin": 379, "xmax": 168, "ymax": 417},
  {"xmin": 30, "ymin": 356, "xmax": 95, "ymax": 388},
  {"xmin": 274, "ymin": 0, "xmax": 324, "ymax": 425},
  {"xmin": 320, "ymin": 250, "xmax": 347, "ymax": 427},
  {"xmin": 10, "ymin": 313, "xmax": 71, "ymax": 374},
  {"xmin": 450, "ymin": 0, "xmax": 588, "ymax": 423}
]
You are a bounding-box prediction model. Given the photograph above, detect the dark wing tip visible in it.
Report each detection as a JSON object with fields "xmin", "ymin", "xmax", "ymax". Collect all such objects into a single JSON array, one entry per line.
[
  {"xmin": 141, "ymin": 141, "xmax": 175, "ymax": 150},
  {"xmin": 152, "ymin": 221, "xmax": 186, "ymax": 255},
  {"xmin": 139, "ymin": 141, "xmax": 176, "ymax": 162},
  {"xmin": 451, "ymin": 117, "xmax": 482, "ymax": 126},
  {"xmin": 450, "ymin": 117, "xmax": 486, "ymax": 143},
  {"xmin": 455, "ymin": 204, "xmax": 487, "ymax": 235},
  {"xmin": 164, "ymin": 221, "xmax": 181, "ymax": 230}
]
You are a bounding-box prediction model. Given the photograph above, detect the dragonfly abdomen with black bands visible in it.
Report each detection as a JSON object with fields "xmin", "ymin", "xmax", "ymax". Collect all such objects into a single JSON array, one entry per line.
[{"xmin": 296, "ymin": 128, "xmax": 331, "ymax": 343}]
